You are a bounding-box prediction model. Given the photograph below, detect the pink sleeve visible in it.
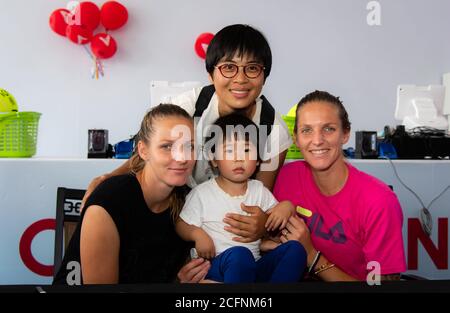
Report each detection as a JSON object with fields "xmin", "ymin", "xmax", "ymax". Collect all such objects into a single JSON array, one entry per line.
[{"xmin": 362, "ymin": 193, "xmax": 406, "ymax": 275}]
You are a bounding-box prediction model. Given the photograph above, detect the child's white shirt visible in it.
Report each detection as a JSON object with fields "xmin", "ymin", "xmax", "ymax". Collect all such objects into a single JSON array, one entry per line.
[{"xmin": 179, "ymin": 179, "xmax": 278, "ymax": 260}]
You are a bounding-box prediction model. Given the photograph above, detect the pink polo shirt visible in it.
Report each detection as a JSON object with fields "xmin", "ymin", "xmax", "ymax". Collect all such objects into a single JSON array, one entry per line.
[{"xmin": 273, "ymin": 161, "xmax": 406, "ymax": 280}]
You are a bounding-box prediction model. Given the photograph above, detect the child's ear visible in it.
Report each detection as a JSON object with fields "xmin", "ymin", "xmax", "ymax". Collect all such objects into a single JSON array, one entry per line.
[
  {"xmin": 210, "ymin": 159, "xmax": 218, "ymax": 168},
  {"xmin": 208, "ymin": 73, "xmax": 214, "ymax": 84}
]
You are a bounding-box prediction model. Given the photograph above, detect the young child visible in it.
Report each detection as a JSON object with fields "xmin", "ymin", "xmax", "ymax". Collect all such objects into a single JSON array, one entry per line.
[{"xmin": 176, "ymin": 114, "xmax": 307, "ymax": 283}]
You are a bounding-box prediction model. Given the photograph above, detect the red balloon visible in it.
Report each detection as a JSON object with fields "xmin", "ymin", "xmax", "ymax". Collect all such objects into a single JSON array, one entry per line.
[
  {"xmin": 66, "ymin": 25, "xmax": 93, "ymax": 45},
  {"xmin": 194, "ymin": 32, "xmax": 214, "ymax": 59},
  {"xmin": 49, "ymin": 9, "xmax": 70, "ymax": 37},
  {"xmin": 91, "ymin": 33, "xmax": 117, "ymax": 59},
  {"xmin": 70, "ymin": 1, "xmax": 100, "ymax": 31},
  {"xmin": 100, "ymin": 1, "xmax": 128, "ymax": 30}
]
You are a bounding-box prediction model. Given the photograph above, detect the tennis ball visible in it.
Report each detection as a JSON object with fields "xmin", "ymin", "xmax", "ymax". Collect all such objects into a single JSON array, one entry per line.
[{"xmin": 0, "ymin": 89, "xmax": 18, "ymax": 112}]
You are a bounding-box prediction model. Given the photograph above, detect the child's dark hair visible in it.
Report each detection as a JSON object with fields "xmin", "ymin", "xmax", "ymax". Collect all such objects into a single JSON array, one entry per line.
[
  {"xmin": 205, "ymin": 24, "xmax": 272, "ymax": 81},
  {"xmin": 294, "ymin": 90, "xmax": 351, "ymax": 133},
  {"xmin": 205, "ymin": 113, "xmax": 261, "ymax": 161}
]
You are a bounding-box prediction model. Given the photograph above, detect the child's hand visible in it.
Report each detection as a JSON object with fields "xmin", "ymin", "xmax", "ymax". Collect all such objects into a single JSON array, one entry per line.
[
  {"xmin": 265, "ymin": 201, "xmax": 295, "ymax": 231},
  {"xmin": 260, "ymin": 239, "xmax": 280, "ymax": 252},
  {"xmin": 195, "ymin": 233, "xmax": 216, "ymax": 260}
]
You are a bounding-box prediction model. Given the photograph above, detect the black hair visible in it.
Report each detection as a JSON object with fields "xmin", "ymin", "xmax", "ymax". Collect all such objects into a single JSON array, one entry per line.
[
  {"xmin": 205, "ymin": 113, "xmax": 261, "ymax": 161},
  {"xmin": 294, "ymin": 90, "xmax": 351, "ymax": 133},
  {"xmin": 205, "ymin": 24, "xmax": 272, "ymax": 80}
]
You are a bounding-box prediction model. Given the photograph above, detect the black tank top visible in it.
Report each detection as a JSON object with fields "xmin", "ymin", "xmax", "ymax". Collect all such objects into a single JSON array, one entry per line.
[{"xmin": 53, "ymin": 174, "xmax": 191, "ymax": 284}]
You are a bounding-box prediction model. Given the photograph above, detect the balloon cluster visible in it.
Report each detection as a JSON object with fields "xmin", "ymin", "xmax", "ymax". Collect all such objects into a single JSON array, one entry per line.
[{"xmin": 49, "ymin": 1, "xmax": 128, "ymax": 78}]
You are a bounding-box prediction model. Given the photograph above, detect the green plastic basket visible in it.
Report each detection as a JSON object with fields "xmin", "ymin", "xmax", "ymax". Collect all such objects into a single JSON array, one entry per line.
[
  {"xmin": 0, "ymin": 112, "xmax": 41, "ymax": 157},
  {"xmin": 282, "ymin": 115, "xmax": 303, "ymax": 160}
]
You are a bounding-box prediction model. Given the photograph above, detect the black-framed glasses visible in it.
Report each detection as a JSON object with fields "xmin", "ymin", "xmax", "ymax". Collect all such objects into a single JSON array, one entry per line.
[{"xmin": 214, "ymin": 63, "xmax": 265, "ymax": 79}]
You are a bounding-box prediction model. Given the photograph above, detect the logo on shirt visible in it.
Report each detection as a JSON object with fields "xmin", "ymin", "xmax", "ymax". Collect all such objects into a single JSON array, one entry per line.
[{"xmin": 297, "ymin": 206, "xmax": 347, "ymax": 244}]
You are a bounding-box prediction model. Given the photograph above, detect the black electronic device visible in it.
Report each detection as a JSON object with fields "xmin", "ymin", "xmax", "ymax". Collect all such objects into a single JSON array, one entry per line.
[
  {"xmin": 391, "ymin": 125, "xmax": 450, "ymax": 159},
  {"xmin": 355, "ymin": 131, "xmax": 378, "ymax": 158},
  {"xmin": 88, "ymin": 129, "xmax": 109, "ymax": 158}
]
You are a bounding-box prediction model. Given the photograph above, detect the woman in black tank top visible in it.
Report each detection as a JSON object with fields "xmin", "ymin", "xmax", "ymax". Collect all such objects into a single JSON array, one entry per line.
[{"xmin": 54, "ymin": 104, "xmax": 211, "ymax": 284}]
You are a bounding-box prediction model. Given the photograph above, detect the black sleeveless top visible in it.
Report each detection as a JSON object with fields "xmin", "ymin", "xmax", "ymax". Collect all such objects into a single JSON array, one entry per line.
[{"xmin": 53, "ymin": 174, "xmax": 191, "ymax": 284}]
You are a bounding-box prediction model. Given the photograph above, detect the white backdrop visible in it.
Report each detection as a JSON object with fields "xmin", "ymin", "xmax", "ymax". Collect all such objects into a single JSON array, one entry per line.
[{"xmin": 1, "ymin": 0, "xmax": 450, "ymax": 157}]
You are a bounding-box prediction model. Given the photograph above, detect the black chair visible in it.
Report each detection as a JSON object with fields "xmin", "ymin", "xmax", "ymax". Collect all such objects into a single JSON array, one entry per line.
[{"xmin": 53, "ymin": 187, "xmax": 85, "ymax": 277}]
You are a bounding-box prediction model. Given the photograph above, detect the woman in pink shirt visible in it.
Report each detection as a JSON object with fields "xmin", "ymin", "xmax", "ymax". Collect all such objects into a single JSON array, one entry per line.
[{"xmin": 273, "ymin": 90, "xmax": 406, "ymax": 281}]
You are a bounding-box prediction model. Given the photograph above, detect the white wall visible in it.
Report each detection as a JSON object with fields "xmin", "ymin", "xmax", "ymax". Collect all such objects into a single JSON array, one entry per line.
[{"xmin": 1, "ymin": 0, "xmax": 450, "ymax": 157}]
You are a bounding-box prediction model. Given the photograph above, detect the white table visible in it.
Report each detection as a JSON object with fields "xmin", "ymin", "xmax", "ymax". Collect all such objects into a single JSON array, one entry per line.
[{"xmin": 0, "ymin": 158, "xmax": 449, "ymax": 284}]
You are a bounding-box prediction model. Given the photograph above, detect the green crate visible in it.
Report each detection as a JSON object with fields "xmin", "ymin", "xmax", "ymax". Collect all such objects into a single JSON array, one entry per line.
[
  {"xmin": 282, "ymin": 115, "xmax": 303, "ymax": 159},
  {"xmin": 0, "ymin": 112, "xmax": 41, "ymax": 157}
]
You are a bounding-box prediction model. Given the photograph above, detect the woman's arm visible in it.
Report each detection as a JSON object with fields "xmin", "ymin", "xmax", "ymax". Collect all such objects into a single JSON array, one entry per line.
[{"xmin": 80, "ymin": 205, "xmax": 120, "ymax": 284}]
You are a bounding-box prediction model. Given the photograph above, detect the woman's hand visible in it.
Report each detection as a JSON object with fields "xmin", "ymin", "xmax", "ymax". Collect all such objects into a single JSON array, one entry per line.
[
  {"xmin": 280, "ymin": 215, "xmax": 314, "ymax": 256},
  {"xmin": 177, "ymin": 258, "xmax": 211, "ymax": 283},
  {"xmin": 223, "ymin": 204, "xmax": 268, "ymax": 243}
]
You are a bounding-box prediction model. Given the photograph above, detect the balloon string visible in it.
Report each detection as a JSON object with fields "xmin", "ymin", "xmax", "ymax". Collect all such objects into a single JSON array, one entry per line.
[
  {"xmin": 83, "ymin": 45, "xmax": 104, "ymax": 79},
  {"xmin": 83, "ymin": 44, "xmax": 94, "ymax": 60},
  {"xmin": 97, "ymin": 59, "xmax": 104, "ymax": 76},
  {"xmin": 95, "ymin": 57, "xmax": 99, "ymax": 79}
]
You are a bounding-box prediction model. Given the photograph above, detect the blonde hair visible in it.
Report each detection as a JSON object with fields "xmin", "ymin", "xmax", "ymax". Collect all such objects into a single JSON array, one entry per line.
[{"xmin": 130, "ymin": 104, "xmax": 192, "ymax": 221}]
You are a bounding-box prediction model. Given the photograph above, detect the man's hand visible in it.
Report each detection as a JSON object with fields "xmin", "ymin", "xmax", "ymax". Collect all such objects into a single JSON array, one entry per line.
[
  {"xmin": 223, "ymin": 203, "xmax": 268, "ymax": 243},
  {"xmin": 177, "ymin": 258, "xmax": 211, "ymax": 283},
  {"xmin": 81, "ymin": 174, "xmax": 110, "ymax": 208}
]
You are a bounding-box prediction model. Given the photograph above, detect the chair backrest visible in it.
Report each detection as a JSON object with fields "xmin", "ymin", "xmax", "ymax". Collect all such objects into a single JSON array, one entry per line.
[{"xmin": 53, "ymin": 187, "xmax": 85, "ymax": 277}]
